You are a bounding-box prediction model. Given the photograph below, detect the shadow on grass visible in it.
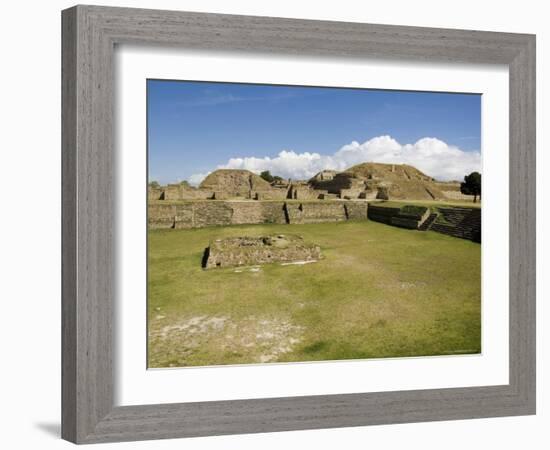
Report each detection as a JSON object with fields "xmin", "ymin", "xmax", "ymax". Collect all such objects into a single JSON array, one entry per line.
[{"xmin": 301, "ymin": 341, "xmax": 328, "ymax": 354}]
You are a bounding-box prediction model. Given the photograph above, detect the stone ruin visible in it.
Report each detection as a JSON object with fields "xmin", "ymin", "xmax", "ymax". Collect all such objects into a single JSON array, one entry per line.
[
  {"xmin": 308, "ymin": 162, "xmax": 442, "ymax": 201},
  {"xmin": 149, "ymin": 163, "xmax": 475, "ymax": 203},
  {"xmin": 367, "ymin": 204, "xmax": 481, "ymax": 242},
  {"xmin": 368, "ymin": 204, "xmax": 432, "ymax": 229},
  {"xmin": 203, "ymin": 234, "xmax": 322, "ymax": 269}
]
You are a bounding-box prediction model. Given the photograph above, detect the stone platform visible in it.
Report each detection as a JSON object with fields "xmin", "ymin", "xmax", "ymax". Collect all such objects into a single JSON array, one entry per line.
[{"xmin": 203, "ymin": 234, "xmax": 321, "ymax": 269}]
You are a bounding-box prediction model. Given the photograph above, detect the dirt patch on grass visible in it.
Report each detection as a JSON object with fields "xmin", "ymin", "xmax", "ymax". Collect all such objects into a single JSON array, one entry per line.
[{"xmin": 148, "ymin": 315, "xmax": 303, "ymax": 367}]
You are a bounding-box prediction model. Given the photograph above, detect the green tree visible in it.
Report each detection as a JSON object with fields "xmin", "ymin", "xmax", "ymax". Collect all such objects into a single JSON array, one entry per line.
[
  {"xmin": 260, "ymin": 170, "xmax": 274, "ymax": 183},
  {"xmin": 460, "ymin": 171, "xmax": 481, "ymax": 203},
  {"xmin": 149, "ymin": 180, "xmax": 160, "ymax": 188}
]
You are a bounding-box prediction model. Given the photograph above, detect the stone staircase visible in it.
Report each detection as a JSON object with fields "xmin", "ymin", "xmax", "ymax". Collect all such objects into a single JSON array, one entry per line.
[
  {"xmin": 368, "ymin": 204, "xmax": 431, "ymax": 230},
  {"xmin": 430, "ymin": 207, "xmax": 481, "ymax": 242}
]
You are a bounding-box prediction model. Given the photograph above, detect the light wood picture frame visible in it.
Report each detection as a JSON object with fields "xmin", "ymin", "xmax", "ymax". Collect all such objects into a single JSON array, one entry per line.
[{"xmin": 61, "ymin": 5, "xmax": 536, "ymax": 444}]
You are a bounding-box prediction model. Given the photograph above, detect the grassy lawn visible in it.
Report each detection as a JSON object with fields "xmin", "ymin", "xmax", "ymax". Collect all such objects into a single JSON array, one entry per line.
[{"xmin": 148, "ymin": 220, "xmax": 481, "ymax": 368}]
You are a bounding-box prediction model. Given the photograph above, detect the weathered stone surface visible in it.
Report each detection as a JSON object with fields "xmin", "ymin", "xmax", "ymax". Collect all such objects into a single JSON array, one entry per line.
[
  {"xmin": 148, "ymin": 203, "xmax": 177, "ymax": 229},
  {"xmin": 150, "ymin": 163, "xmax": 477, "ymax": 203},
  {"xmin": 164, "ymin": 183, "xmax": 213, "ymax": 200},
  {"xmin": 367, "ymin": 205, "xmax": 401, "ymax": 224},
  {"xmin": 199, "ymin": 169, "xmax": 273, "ymax": 199},
  {"xmin": 148, "ymin": 200, "xmax": 369, "ymax": 229},
  {"xmin": 148, "ymin": 186, "xmax": 164, "ymax": 201},
  {"xmin": 431, "ymin": 207, "xmax": 481, "ymax": 242},
  {"xmin": 309, "ymin": 170, "xmax": 338, "ymax": 182},
  {"xmin": 369, "ymin": 204, "xmax": 429, "ymax": 229},
  {"xmin": 204, "ymin": 235, "xmax": 322, "ymax": 269},
  {"xmin": 434, "ymin": 181, "xmax": 476, "ymax": 201},
  {"xmin": 285, "ymin": 202, "xmax": 347, "ymax": 224},
  {"xmin": 390, "ymin": 216, "xmax": 422, "ymax": 229},
  {"xmin": 308, "ymin": 162, "xmax": 452, "ymax": 201},
  {"xmin": 368, "ymin": 204, "xmax": 481, "ymax": 242},
  {"xmin": 344, "ymin": 202, "xmax": 370, "ymax": 220},
  {"xmin": 254, "ymin": 188, "xmax": 289, "ymax": 200},
  {"xmin": 288, "ymin": 183, "xmax": 318, "ymax": 200}
]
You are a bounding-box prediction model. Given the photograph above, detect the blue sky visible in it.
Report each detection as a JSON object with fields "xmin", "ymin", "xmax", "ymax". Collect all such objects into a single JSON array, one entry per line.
[{"xmin": 147, "ymin": 80, "xmax": 481, "ymax": 184}]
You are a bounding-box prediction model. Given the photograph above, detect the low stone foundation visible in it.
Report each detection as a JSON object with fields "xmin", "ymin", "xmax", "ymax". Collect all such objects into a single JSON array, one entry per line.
[{"xmin": 204, "ymin": 235, "xmax": 322, "ymax": 269}]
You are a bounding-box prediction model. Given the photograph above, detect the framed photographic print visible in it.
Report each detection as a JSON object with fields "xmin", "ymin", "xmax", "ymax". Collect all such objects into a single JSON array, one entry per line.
[{"xmin": 62, "ymin": 5, "xmax": 536, "ymax": 444}]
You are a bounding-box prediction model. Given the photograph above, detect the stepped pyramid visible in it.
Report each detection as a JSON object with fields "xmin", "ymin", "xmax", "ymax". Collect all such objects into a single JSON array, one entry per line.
[{"xmin": 309, "ymin": 162, "xmax": 457, "ymax": 201}]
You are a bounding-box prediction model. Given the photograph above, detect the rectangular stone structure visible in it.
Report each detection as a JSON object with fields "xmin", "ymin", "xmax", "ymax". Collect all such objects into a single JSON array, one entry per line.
[{"xmin": 204, "ymin": 234, "xmax": 321, "ymax": 269}]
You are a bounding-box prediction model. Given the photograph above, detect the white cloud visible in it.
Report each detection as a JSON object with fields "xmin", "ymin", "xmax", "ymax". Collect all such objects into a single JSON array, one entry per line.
[
  {"xmin": 188, "ymin": 172, "xmax": 211, "ymax": 186},
  {"xmin": 331, "ymin": 136, "xmax": 481, "ymax": 181},
  {"xmin": 189, "ymin": 135, "xmax": 480, "ymax": 184},
  {"xmin": 220, "ymin": 151, "xmax": 336, "ymax": 181}
]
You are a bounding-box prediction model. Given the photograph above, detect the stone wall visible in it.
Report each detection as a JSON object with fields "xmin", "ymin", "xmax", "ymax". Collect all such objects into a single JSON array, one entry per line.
[
  {"xmin": 431, "ymin": 207, "xmax": 481, "ymax": 242},
  {"xmin": 164, "ymin": 184, "xmax": 213, "ymax": 201},
  {"xmin": 367, "ymin": 205, "xmax": 402, "ymax": 225},
  {"xmin": 192, "ymin": 202, "xmax": 234, "ymax": 228},
  {"xmin": 253, "ymin": 188, "xmax": 289, "ymax": 200},
  {"xmin": 309, "ymin": 172, "xmax": 363, "ymax": 195},
  {"xmin": 285, "ymin": 202, "xmax": 347, "ymax": 224},
  {"xmin": 343, "ymin": 202, "xmax": 370, "ymax": 220},
  {"xmin": 230, "ymin": 201, "xmax": 288, "ymax": 225},
  {"xmin": 368, "ymin": 204, "xmax": 481, "ymax": 241},
  {"xmin": 433, "ymin": 182, "xmax": 476, "ymax": 202},
  {"xmin": 148, "ymin": 186, "xmax": 164, "ymax": 201},
  {"xmin": 148, "ymin": 203, "xmax": 178, "ymax": 229},
  {"xmin": 288, "ymin": 184, "xmax": 319, "ymax": 200},
  {"xmin": 148, "ymin": 200, "xmax": 480, "ymax": 242},
  {"xmin": 149, "ymin": 200, "xmax": 369, "ymax": 229},
  {"xmin": 340, "ymin": 188, "xmax": 365, "ymax": 199},
  {"xmin": 440, "ymin": 190, "xmax": 476, "ymax": 201},
  {"xmin": 149, "ymin": 201, "xmax": 288, "ymax": 229},
  {"xmin": 368, "ymin": 204, "xmax": 430, "ymax": 230},
  {"xmin": 199, "ymin": 169, "xmax": 273, "ymax": 198}
]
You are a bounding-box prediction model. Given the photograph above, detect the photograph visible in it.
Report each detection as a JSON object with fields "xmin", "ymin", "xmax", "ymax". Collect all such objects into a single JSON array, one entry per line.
[
  {"xmin": 2, "ymin": 0, "xmax": 542, "ymax": 446},
  {"xmin": 147, "ymin": 80, "xmax": 482, "ymax": 368}
]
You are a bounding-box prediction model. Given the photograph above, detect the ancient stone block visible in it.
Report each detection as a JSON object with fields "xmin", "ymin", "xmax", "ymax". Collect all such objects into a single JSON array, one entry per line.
[
  {"xmin": 367, "ymin": 205, "xmax": 401, "ymax": 224},
  {"xmin": 308, "ymin": 162, "xmax": 449, "ymax": 201},
  {"xmin": 200, "ymin": 169, "xmax": 273, "ymax": 199},
  {"xmin": 148, "ymin": 203, "xmax": 177, "ymax": 228},
  {"xmin": 194, "ymin": 201, "xmax": 233, "ymax": 227},
  {"xmin": 284, "ymin": 202, "xmax": 348, "ymax": 224},
  {"xmin": 390, "ymin": 216, "xmax": 420, "ymax": 229},
  {"xmin": 340, "ymin": 188, "xmax": 364, "ymax": 199},
  {"xmin": 343, "ymin": 201, "xmax": 369, "ymax": 220},
  {"xmin": 288, "ymin": 184, "xmax": 318, "ymax": 200},
  {"xmin": 204, "ymin": 235, "xmax": 322, "ymax": 269},
  {"xmin": 431, "ymin": 207, "xmax": 481, "ymax": 242},
  {"xmin": 148, "ymin": 186, "xmax": 164, "ymax": 201}
]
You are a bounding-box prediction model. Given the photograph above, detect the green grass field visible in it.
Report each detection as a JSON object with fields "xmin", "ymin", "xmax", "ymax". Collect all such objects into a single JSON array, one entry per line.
[{"xmin": 148, "ymin": 220, "xmax": 481, "ymax": 368}]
